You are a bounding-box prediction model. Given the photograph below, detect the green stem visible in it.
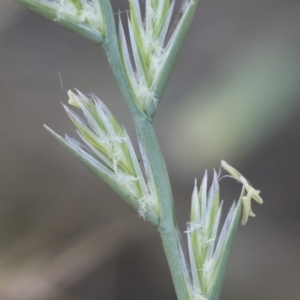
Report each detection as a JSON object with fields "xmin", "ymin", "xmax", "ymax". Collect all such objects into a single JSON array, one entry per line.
[
  {"xmin": 99, "ymin": 1, "xmax": 191, "ymax": 299},
  {"xmin": 134, "ymin": 117, "xmax": 191, "ymax": 300}
]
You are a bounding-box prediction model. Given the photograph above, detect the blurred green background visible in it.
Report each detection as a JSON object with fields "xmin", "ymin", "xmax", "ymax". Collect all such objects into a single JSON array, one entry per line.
[{"xmin": 1, "ymin": 0, "xmax": 300, "ymax": 299}]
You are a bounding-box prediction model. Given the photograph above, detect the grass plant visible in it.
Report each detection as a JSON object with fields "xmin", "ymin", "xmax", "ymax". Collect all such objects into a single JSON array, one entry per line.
[{"xmin": 11, "ymin": 1, "xmax": 263, "ymax": 299}]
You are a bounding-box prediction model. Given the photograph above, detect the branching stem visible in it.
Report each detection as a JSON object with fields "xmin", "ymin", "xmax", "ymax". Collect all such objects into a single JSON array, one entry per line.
[{"xmin": 99, "ymin": 1, "xmax": 191, "ymax": 299}]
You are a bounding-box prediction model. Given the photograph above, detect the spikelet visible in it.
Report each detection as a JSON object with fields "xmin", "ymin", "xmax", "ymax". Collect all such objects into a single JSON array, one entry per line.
[
  {"xmin": 181, "ymin": 162, "xmax": 263, "ymax": 299},
  {"xmin": 45, "ymin": 90, "xmax": 160, "ymax": 226},
  {"xmin": 119, "ymin": 0, "xmax": 197, "ymax": 113}
]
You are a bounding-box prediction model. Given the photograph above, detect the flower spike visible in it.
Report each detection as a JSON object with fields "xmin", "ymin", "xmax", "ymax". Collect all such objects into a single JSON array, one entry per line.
[
  {"xmin": 119, "ymin": 0, "xmax": 198, "ymax": 115},
  {"xmin": 45, "ymin": 89, "xmax": 160, "ymax": 226},
  {"xmin": 183, "ymin": 161, "xmax": 263, "ymax": 299},
  {"xmin": 184, "ymin": 168, "xmax": 242, "ymax": 300}
]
